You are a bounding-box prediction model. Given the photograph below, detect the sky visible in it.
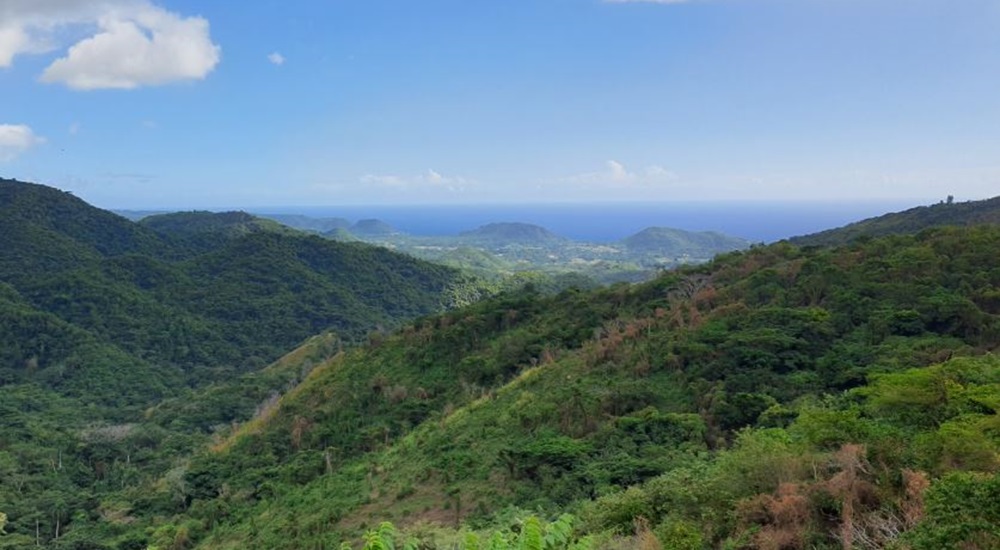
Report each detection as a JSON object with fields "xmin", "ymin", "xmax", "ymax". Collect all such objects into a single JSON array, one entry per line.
[{"xmin": 1, "ymin": 0, "xmax": 999, "ymax": 209}]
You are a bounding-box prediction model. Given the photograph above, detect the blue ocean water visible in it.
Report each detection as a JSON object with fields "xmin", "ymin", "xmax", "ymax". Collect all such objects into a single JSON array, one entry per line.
[{"xmin": 257, "ymin": 200, "xmax": 922, "ymax": 243}]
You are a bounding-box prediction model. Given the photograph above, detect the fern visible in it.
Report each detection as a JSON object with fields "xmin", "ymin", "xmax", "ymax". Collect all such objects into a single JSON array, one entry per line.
[
  {"xmin": 487, "ymin": 531, "xmax": 510, "ymax": 550},
  {"xmin": 464, "ymin": 531, "xmax": 482, "ymax": 550},
  {"xmin": 518, "ymin": 516, "xmax": 544, "ymax": 550},
  {"xmin": 544, "ymin": 514, "xmax": 574, "ymax": 547}
]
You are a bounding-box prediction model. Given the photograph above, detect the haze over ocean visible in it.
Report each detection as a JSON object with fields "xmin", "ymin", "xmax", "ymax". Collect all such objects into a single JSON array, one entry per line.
[{"xmin": 256, "ymin": 200, "xmax": 922, "ymax": 244}]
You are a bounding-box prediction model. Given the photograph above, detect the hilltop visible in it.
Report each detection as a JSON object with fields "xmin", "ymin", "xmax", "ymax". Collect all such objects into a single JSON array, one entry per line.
[
  {"xmin": 257, "ymin": 213, "xmax": 351, "ymax": 233},
  {"xmin": 458, "ymin": 222, "xmax": 566, "ymax": 244},
  {"xmin": 789, "ymin": 195, "xmax": 1000, "ymax": 247},
  {"xmin": 140, "ymin": 210, "xmax": 291, "ymax": 238},
  {"xmin": 622, "ymin": 227, "xmax": 750, "ymax": 256},
  {"xmin": 350, "ymin": 218, "xmax": 400, "ymax": 237}
]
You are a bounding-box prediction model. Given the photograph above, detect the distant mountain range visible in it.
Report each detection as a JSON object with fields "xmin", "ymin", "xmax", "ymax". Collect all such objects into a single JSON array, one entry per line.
[{"xmin": 277, "ymin": 216, "xmax": 752, "ymax": 283}]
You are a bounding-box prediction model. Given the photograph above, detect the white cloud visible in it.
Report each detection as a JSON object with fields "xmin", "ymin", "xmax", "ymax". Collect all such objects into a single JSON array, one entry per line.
[
  {"xmin": 361, "ymin": 169, "xmax": 472, "ymax": 190},
  {"xmin": 267, "ymin": 52, "xmax": 285, "ymax": 66},
  {"xmin": 0, "ymin": 124, "xmax": 45, "ymax": 161},
  {"xmin": 564, "ymin": 160, "xmax": 678, "ymax": 187},
  {"xmin": 0, "ymin": 0, "xmax": 220, "ymax": 90},
  {"xmin": 0, "ymin": 25, "xmax": 31, "ymax": 67}
]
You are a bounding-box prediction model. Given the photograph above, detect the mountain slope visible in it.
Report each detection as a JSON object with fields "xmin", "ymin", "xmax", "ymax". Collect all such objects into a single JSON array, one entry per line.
[
  {"xmin": 140, "ymin": 210, "xmax": 297, "ymax": 253},
  {"xmin": 0, "ymin": 178, "xmax": 493, "ymax": 549},
  {"xmin": 0, "ymin": 179, "xmax": 476, "ymax": 375},
  {"xmin": 458, "ymin": 222, "xmax": 566, "ymax": 244},
  {"xmin": 350, "ymin": 218, "xmax": 399, "ymax": 237},
  {"xmin": 789, "ymin": 195, "xmax": 1000, "ymax": 247},
  {"xmin": 156, "ymin": 225, "xmax": 1000, "ymax": 549},
  {"xmin": 622, "ymin": 226, "xmax": 750, "ymax": 256},
  {"xmin": 256, "ymin": 213, "xmax": 351, "ymax": 233},
  {"xmin": 0, "ymin": 178, "xmax": 167, "ymax": 259}
]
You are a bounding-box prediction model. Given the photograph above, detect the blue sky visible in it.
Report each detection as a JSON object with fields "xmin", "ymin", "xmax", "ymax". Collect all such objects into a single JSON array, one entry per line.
[{"xmin": 1, "ymin": 0, "xmax": 998, "ymax": 208}]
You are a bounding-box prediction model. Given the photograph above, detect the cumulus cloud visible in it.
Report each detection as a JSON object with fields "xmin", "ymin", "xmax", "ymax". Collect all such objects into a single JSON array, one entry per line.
[
  {"xmin": 267, "ymin": 52, "xmax": 285, "ymax": 66},
  {"xmin": 0, "ymin": 25, "xmax": 32, "ymax": 67},
  {"xmin": 565, "ymin": 160, "xmax": 677, "ymax": 186},
  {"xmin": 0, "ymin": 0, "xmax": 220, "ymax": 90},
  {"xmin": 0, "ymin": 124, "xmax": 45, "ymax": 161}
]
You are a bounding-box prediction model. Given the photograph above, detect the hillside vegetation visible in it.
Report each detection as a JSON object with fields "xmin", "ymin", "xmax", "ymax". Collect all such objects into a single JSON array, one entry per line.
[
  {"xmin": 305, "ymin": 219, "xmax": 751, "ymax": 284},
  {"xmin": 4, "ymin": 178, "xmax": 1000, "ymax": 549},
  {"xmin": 120, "ymin": 224, "xmax": 1000, "ymax": 550},
  {"xmin": 789, "ymin": 195, "xmax": 1000, "ymax": 247},
  {"xmin": 0, "ymin": 178, "xmax": 493, "ymax": 549}
]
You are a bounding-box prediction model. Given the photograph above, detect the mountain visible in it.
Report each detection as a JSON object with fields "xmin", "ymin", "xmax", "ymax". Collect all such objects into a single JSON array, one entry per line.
[
  {"xmin": 458, "ymin": 222, "xmax": 566, "ymax": 244},
  {"xmin": 140, "ymin": 210, "xmax": 299, "ymax": 253},
  {"xmin": 350, "ymin": 218, "xmax": 399, "ymax": 237},
  {"xmin": 137, "ymin": 224, "xmax": 1000, "ymax": 549},
  {"xmin": 0, "ymin": 178, "xmax": 167, "ymax": 261},
  {"xmin": 255, "ymin": 213, "xmax": 351, "ymax": 233},
  {"xmin": 0, "ymin": 179, "xmax": 496, "ymax": 549},
  {"xmin": 789, "ymin": 195, "xmax": 1000, "ymax": 247},
  {"xmin": 140, "ymin": 210, "xmax": 292, "ymax": 238},
  {"xmin": 114, "ymin": 209, "xmax": 169, "ymax": 221},
  {"xmin": 0, "ymin": 180, "xmax": 476, "ymax": 374},
  {"xmin": 622, "ymin": 227, "xmax": 751, "ymax": 256}
]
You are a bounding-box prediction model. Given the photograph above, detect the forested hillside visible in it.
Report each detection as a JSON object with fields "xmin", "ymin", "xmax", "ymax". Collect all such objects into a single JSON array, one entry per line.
[
  {"xmin": 124, "ymin": 225, "xmax": 999, "ymax": 549},
  {"xmin": 4, "ymin": 177, "xmax": 999, "ymax": 549},
  {"xmin": 0, "ymin": 179, "xmax": 490, "ymax": 549},
  {"xmin": 789, "ymin": 195, "xmax": 1000, "ymax": 247}
]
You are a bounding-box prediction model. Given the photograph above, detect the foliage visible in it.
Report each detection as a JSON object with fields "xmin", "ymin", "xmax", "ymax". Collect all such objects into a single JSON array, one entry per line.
[
  {"xmin": 141, "ymin": 224, "xmax": 1000, "ymax": 549},
  {"xmin": 5, "ymin": 177, "xmax": 1000, "ymax": 549},
  {"xmin": 789, "ymin": 194, "xmax": 1000, "ymax": 247}
]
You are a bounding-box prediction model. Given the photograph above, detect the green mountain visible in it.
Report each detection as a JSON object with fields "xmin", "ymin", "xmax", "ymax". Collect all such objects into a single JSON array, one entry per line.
[
  {"xmin": 789, "ymin": 195, "xmax": 1000, "ymax": 247},
  {"xmin": 0, "ymin": 178, "xmax": 493, "ymax": 549},
  {"xmin": 622, "ymin": 227, "xmax": 751, "ymax": 257},
  {"xmin": 351, "ymin": 218, "xmax": 399, "ymax": 237},
  {"xmin": 131, "ymin": 224, "xmax": 1000, "ymax": 550},
  {"xmin": 0, "ymin": 180, "xmax": 475, "ymax": 375},
  {"xmin": 140, "ymin": 210, "xmax": 299, "ymax": 253},
  {"xmin": 256, "ymin": 213, "xmax": 351, "ymax": 234},
  {"xmin": 323, "ymin": 219, "xmax": 750, "ymax": 285},
  {"xmin": 140, "ymin": 210, "xmax": 292, "ymax": 238},
  {"xmin": 458, "ymin": 222, "xmax": 566, "ymax": 244}
]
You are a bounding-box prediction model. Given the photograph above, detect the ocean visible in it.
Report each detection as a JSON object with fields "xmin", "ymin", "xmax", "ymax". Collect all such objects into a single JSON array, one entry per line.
[{"xmin": 255, "ymin": 200, "xmax": 923, "ymax": 244}]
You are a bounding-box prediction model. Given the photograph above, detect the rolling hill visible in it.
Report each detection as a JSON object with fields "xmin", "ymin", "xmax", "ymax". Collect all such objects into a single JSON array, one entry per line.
[
  {"xmin": 622, "ymin": 227, "xmax": 751, "ymax": 256},
  {"xmin": 0, "ymin": 178, "xmax": 493, "ymax": 549},
  {"xmin": 458, "ymin": 222, "xmax": 567, "ymax": 245},
  {"xmin": 789, "ymin": 195, "xmax": 1000, "ymax": 247}
]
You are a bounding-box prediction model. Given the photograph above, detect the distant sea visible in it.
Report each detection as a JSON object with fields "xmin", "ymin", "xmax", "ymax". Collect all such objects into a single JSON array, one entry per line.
[{"xmin": 253, "ymin": 200, "xmax": 924, "ymax": 244}]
